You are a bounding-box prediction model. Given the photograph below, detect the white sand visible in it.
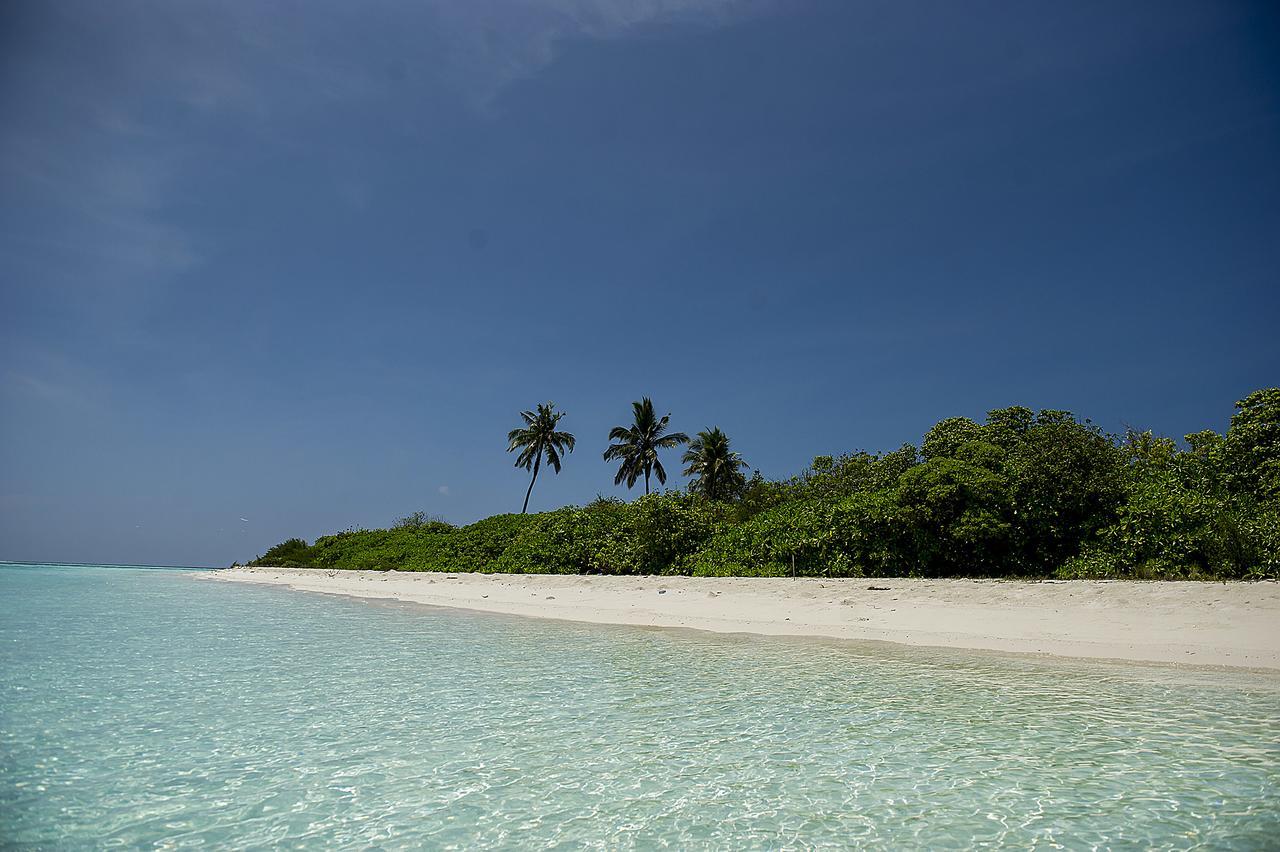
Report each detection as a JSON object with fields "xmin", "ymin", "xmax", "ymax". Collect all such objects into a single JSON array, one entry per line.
[{"xmin": 205, "ymin": 568, "xmax": 1280, "ymax": 671}]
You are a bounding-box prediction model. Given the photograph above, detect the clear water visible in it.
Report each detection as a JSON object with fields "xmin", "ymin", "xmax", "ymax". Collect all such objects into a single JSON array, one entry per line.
[{"xmin": 2, "ymin": 564, "xmax": 1277, "ymax": 849}]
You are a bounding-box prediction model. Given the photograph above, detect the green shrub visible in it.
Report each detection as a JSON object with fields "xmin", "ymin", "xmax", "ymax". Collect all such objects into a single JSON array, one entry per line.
[
  {"xmin": 1055, "ymin": 548, "xmax": 1122, "ymax": 579},
  {"xmin": 393, "ymin": 511, "xmax": 452, "ymax": 532},
  {"xmin": 492, "ymin": 508, "xmax": 600, "ymax": 574},
  {"xmin": 999, "ymin": 411, "xmax": 1127, "ymax": 573},
  {"xmin": 247, "ymin": 389, "xmax": 1278, "ymax": 582},
  {"xmin": 251, "ymin": 538, "xmax": 317, "ymax": 567},
  {"xmin": 922, "ymin": 417, "xmax": 984, "ymax": 461},
  {"xmin": 690, "ymin": 498, "xmax": 845, "ymax": 577},
  {"xmin": 1224, "ymin": 388, "xmax": 1280, "ymax": 503},
  {"xmin": 1236, "ymin": 505, "xmax": 1280, "ymax": 579},
  {"xmin": 894, "ymin": 457, "xmax": 1012, "ymax": 576}
]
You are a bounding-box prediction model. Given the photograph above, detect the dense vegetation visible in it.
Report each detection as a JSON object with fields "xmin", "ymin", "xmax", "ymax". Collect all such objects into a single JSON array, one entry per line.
[{"xmin": 248, "ymin": 390, "xmax": 1280, "ymax": 580}]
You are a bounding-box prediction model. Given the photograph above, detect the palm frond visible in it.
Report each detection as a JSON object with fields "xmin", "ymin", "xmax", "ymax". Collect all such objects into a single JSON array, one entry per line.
[
  {"xmin": 604, "ymin": 398, "xmax": 692, "ymax": 493},
  {"xmin": 682, "ymin": 426, "xmax": 748, "ymax": 499},
  {"xmin": 553, "ymin": 431, "xmax": 577, "ymax": 453},
  {"xmin": 507, "ymin": 403, "xmax": 574, "ymax": 494},
  {"xmin": 656, "ymin": 431, "xmax": 689, "ymax": 448}
]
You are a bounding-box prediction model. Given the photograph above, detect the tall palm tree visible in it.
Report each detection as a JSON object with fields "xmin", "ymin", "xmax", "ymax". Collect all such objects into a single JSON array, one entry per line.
[
  {"xmin": 603, "ymin": 397, "xmax": 689, "ymax": 495},
  {"xmin": 507, "ymin": 402, "xmax": 575, "ymax": 513},
  {"xmin": 682, "ymin": 427, "xmax": 749, "ymax": 500}
]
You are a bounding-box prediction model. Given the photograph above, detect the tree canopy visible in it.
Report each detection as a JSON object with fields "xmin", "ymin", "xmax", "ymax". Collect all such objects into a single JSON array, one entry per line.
[
  {"xmin": 255, "ymin": 389, "xmax": 1279, "ymax": 580},
  {"xmin": 682, "ymin": 427, "xmax": 749, "ymax": 501},
  {"xmin": 603, "ymin": 398, "xmax": 689, "ymax": 495},
  {"xmin": 507, "ymin": 402, "xmax": 576, "ymax": 513}
]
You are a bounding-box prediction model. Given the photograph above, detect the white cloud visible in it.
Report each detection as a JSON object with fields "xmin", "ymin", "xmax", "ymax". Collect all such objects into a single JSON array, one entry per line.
[
  {"xmin": 1, "ymin": 0, "xmax": 763, "ymax": 303},
  {"xmin": 438, "ymin": 485, "xmax": 451, "ymax": 496},
  {"xmin": 429, "ymin": 0, "xmax": 763, "ymax": 107},
  {"xmin": 8, "ymin": 373, "xmax": 88, "ymax": 409},
  {"xmin": 93, "ymin": 1, "xmax": 765, "ymax": 115},
  {"xmin": 2, "ymin": 130, "xmax": 200, "ymax": 288}
]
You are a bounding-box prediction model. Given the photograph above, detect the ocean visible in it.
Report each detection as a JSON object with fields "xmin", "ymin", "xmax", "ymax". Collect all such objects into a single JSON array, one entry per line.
[{"xmin": 2, "ymin": 563, "xmax": 1277, "ymax": 848}]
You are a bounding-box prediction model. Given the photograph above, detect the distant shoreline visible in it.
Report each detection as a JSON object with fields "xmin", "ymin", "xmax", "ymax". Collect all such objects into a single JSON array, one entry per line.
[
  {"xmin": 207, "ymin": 568, "xmax": 1280, "ymax": 672},
  {"xmin": 0, "ymin": 560, "xmax": 212, "ymax": 570}
]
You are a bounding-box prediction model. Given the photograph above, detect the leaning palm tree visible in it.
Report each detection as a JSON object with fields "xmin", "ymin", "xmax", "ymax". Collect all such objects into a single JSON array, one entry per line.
[
  {"xmin": 603, "ymin": 398, "xmax": 689, "ymax": 495},
  {"xmin": 507, "ymin": 402, "xmax": 575, "ymax": 513},
  {"xmin": 682, "ymin": 427, "xmax": 749, "ymax": 500}
]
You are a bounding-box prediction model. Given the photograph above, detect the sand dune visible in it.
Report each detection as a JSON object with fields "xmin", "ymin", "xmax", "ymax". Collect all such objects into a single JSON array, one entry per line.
[{"xmin": 206, "ymin": 568, "xmax": 1280, "ymax": 671}]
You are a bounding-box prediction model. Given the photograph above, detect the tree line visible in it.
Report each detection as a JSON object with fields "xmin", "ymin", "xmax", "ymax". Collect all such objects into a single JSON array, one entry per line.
[
  {"xmin": 248, "ymin": 388, "xmax": 1279, "ymax": 580},
  {"xmin": 507, "ymin": 397, "xmax": 747, "ymax": 512}
]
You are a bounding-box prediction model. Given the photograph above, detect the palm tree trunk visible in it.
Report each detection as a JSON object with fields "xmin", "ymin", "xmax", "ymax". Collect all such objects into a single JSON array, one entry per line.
[
  {"xmin": 644, "ymin": 467, "xmax": 650, "ymax": 495},
  {"xmin": 522, "ymin": 453, "xmax": 541, "ymax": 513}
]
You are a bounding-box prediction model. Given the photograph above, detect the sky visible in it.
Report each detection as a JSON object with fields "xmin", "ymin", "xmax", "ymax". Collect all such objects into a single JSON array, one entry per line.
[{"xmin": 2, "ymin": 0, "xmax": 1278, "ymax": 567}]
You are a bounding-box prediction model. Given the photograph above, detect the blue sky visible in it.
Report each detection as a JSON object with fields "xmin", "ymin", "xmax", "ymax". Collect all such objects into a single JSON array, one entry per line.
[{"xmin": 2, "ymin": 0, "xmax": 1278, "ymax": 567}]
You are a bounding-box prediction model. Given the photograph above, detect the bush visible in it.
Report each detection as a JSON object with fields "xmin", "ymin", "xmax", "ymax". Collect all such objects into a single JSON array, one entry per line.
[
  {"xmin": 1224, "ymin": 388, "xmax": 1280, "ymax": 503},
  {"xmin": 247, "ymin": 389, "xmax": 1278, "ymax": 581},
  {"xmin": 998, "ymin": 411, "xmax": 1127, "ymax": 573},
  {"xmin": 690, "ymin": 498, "xmax": 847, "ymax": 577},
  {"xmin": 1236, "ymin": 505, "xmax": 1280, "ymax": 579},
  {"xmin": 922, "ymin": 417, "xmax": 983, "ymax": 461},
  {"xmin": 393, "ymin": 511, "xmax": 452, "ymax": 532},
  {"xmin": 895, "ymin": 457, "xmax": 1013, "ymax": 576},
  {"xmin": 252, "ymin": 538, "xmax": 317, "ymax": 568}
]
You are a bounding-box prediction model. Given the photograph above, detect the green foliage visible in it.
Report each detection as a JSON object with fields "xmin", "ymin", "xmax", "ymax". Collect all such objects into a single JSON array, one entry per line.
[
  {"xmin": 953, "ymin": 440, "xmax": 1004, "ymax": 471},
  {"xmin": 1236, "ymin": 505, "xmax": 1280, "ymax": 579},
  {"xmin": 690, "ymin": 498, "xmax": 843, "ymax": 577},
  {"xmin": 305, "ymin": 526, "xmax": 455, "ymax": 571},
  {"xmin": 1224, "ymin": 388, "xmax": 1280, "ymax": 503},
  {"xmin": 491, "ymin": 508, "xmax": 602, "ymax": 574},
  {"xmin": 433, "ymin": 515, "xmax": 535, "ymax": 572},
  {"xmin": 250, "ymin": 388, "xmax": 1279, "ymax": 581},
  {"xmin": 593, "ymin": 493, "xmax": 729, "ymax": 575},
  {"xmin": 792, "ymin": 444, "xmax": 920, "ymax": 501},
  {"xmin": 729, "ymin": 471, "xmax": 789, "ymax": 523},
  {"xmin": 603, "ymin": 398, "xmax": 689, "ymax": 494},
  {"xmin": 1122, "ymin": 428, "xmax": 1178, "ymax": 468},
  {"xmin": 508, "ymin": 401, "xmax": 576, "ymax": 513},
  {"xmin": 922, "ymin": 417, "xmax": 983, "ymax": 461},
  {"xmin": 998, "ymin": 410, "xmax": 1127, "ymax": 572},
  {"xmin": 1069, "ymin": 472, "xmax": 1279, "ymax": 580},
  {"xmin": 1094, "ymin": 472, "xmax": 1235, "ymax": 578},
  {"xmin": 895, "ymin": 458, "xmax": 1012, "ymax": 576},
  {"xmin": 682, "ymin": 427, "xmax": 749, "ymax": 501},
  {"xmin": 252, "ymin": 538, "xmax": 317, "ymax": 568},
  {"xmin": 983, "ymin": 406, "xmax": 1036, "ymax": 449},
  {"xmin": 393, "ymin": 511, "xmax": 452, "ymax": 531}
]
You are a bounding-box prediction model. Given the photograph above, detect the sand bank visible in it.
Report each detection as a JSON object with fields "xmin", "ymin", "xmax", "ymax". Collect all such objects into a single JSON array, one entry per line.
[{"xmin": 205, "ymin": 568, "xmax": 1280, "ymax": 671}]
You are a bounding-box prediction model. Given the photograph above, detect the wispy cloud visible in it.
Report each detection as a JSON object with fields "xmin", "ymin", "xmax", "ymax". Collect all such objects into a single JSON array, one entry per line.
[
  {"xmin": 3, "ymin": 137, "xmax": 200, "ymax": 277},
  {"xmin": 1, "ymin": 41, "xmax": 205, "ymax": 299},
  {"xmin": 1, "ymin": 0, "xmax": 761, "ymax": 308},
  {"xmin": 427, "ymin": 0, "xmax": 766, "ymax": 108},
  {"xmin": 4, "ymin": 369, "xmax": 99, "ymax": 414}
]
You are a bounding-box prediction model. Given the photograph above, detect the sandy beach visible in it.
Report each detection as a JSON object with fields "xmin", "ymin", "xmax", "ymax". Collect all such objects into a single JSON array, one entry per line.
[{"xmin": 206, "ymin": 568, "xmax": 1280, "ymax": 671}]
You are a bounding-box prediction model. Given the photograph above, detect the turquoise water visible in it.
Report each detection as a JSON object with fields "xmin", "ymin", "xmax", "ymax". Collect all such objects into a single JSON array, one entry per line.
[{"xmin": 2, "ymin": 564, "xmax": 1277, "ymax": 849}]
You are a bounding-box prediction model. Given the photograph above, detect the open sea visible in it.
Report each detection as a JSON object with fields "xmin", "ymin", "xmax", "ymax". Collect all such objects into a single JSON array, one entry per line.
[{"xmin": 1, "ymin": 562, "xmax": 1277, "ymax": 849}]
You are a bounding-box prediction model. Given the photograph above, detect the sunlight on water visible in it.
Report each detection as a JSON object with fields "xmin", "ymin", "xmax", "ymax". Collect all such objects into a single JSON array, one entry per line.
[{"xmin": 2, "ymin": 564, "xmax": 1277, "ymax": 848}]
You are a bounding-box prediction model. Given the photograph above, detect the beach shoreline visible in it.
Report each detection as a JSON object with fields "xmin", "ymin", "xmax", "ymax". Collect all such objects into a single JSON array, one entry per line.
[{"xmin": 205, "ymin": 567, "xmax": 1280, "ymax": 671}]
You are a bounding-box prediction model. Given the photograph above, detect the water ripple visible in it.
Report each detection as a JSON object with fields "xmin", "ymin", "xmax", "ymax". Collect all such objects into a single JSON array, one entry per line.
[{"xmin": 1, "ymin": 564, "xmax": 1277, "ymax": 849}]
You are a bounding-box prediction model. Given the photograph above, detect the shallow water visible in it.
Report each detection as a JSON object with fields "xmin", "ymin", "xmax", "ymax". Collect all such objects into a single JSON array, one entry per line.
[{"xmin": 1, "ymin": 564, "xmax": 1277, "ymax": 849}]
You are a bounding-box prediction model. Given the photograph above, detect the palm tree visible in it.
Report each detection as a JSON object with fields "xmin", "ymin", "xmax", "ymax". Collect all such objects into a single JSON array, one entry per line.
[
  {"xmin": 682, "ymin": 427, "xmax": 749, "ymax": 500},
  {"xmin": 507, "ymin": 402, "xmax": 576, "ymax": 513},
  {"xmin": 603, "ymin": 398, "xmax": 689, "ymax": 495}
]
